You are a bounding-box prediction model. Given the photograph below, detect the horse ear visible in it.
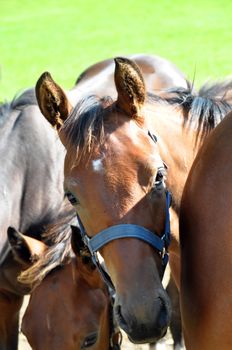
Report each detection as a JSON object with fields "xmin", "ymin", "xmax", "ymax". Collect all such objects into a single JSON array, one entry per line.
[
  {"xmin": 114, "ymin": 57, "xmax": 146, "ymax": 119},
  {"xmin": 70, "ymin": 225, "xmax": 85, "ymax": 256},
  {"xmin": 7, "ymin": 227, "xmax": 47, "ymax": 266},
  {"xmin": 35, "ymin": 72, "xmax": 73, "ymax": 130},
  {"xmin": 70, "ymin": 225, "xmax": 95, "ymax": 269}
]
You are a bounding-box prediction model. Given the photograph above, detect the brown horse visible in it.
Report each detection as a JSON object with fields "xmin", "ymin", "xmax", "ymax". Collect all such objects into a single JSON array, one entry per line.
[
  {"xmin": 8, "ymin": 225, "xmax": 121, "ymax": 350},
  {"xmin": 179, "ymin": 110, "xmax": 232, "ymax": 349},
  {"xmin": 72, "ymin": 56, "xmax": 187, "ymax": 345},
  {"xmin": 34, "ymin": 57, "xmax": 232, "ymax": 344},
  {"xmin": 68, "ymin": 53, "xmax": 188, "ymax": 104},
  {"xmin": 66, "ymin": 54, "xmax": 186, "ymax": 350}
]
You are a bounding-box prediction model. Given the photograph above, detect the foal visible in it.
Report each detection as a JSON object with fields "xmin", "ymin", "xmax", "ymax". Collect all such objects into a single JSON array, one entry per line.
[{"xmin": 8, "ymin": 226, "xmax": 121, "ymax": 350}]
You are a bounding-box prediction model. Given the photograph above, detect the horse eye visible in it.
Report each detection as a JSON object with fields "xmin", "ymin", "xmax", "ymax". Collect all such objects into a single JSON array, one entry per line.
[
  {"xmin": 81, "ymin": 332, "xmax": 98, "ymax": 348},
  {"xmin": 65, "ymin": 191, "xmax": 79, "ymax": 205},
  {"xmin": 155, "ymin": 170, "xmax": 164, "ymax": 183},
  {"xmin": 152, "ymin": 170, "xmax": 165, "ymax": 189}
]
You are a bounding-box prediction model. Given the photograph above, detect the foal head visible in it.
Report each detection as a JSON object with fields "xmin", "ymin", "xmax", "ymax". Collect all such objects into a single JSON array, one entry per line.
[
  {"xmin": 8, "ymin": 226, "xmax": 116, "ymax": 350},
  {"xmin": 35, "ymin": 57, "xmax": 171, "ymax": 343}
]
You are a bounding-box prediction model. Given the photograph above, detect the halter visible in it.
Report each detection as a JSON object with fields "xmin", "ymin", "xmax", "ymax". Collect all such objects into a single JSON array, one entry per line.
[
  {"xmin": 76, "ymin": 190, "xmax": 171, "ymax": 291},
  {"xmin": 75, "ymin": 131, "xmax": 172, "ymax": 291}
]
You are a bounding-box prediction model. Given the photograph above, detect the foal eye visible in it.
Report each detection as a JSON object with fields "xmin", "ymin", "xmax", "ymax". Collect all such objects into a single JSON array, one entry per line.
[
  {"xmin": 65, "ymin": 191, "xmax": 80, "ymax": 206},
  {"xmin": 81, "ymin": 332, "xmax": 98, "ymax": 348}
]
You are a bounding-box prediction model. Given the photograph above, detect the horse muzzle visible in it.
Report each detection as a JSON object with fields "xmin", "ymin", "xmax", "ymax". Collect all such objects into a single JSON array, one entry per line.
[{"xmin": 113, "ymin": 288, "xmax": 171, "ymax": 344}]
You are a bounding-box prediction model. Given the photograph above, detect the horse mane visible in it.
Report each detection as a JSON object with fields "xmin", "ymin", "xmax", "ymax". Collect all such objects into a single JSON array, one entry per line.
[
  {"xmin": 150, "ymin": 79, "xmax": 232, "ymax": 141},
  {"xmin": 63, "ymin": 79, "xmax": 232, "ymax": 153},
  {"xmin": 18, "ymin": 202, "xmax": 76, "ymax": 289},
  {"xmin": 61, "ymin": 95, "xmax": 114, "ymax": 162}
]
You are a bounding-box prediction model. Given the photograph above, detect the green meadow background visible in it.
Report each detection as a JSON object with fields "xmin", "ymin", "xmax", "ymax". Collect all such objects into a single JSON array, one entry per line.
[{"xmin": 1, "ymin": 0, "xmax": 232, "ymax": 101}]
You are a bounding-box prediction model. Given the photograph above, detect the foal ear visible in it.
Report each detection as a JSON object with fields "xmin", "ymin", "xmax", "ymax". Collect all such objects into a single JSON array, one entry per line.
[
  {"xmin": 70, "ymin": 225, "xmax": 95, "ymax": 269},
  {"xmin": 70, "ymin": 225, "xmax": 85, "ymax": 256},
  {"xmin": 36, "ymin": 72, "xmax": 73, "ymax": 130},
  {"xmin": 114, "ymin": 57, "xmax": 146, "ymax": 119},
  {"xmin": 7, "ymin": 227, "xmax": 47, "ymax": 266}
]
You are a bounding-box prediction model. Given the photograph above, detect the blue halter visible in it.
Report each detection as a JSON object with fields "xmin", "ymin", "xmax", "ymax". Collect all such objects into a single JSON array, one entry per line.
[{"xmin": 76, "ymin": 191, "xmax": 171, "ymax": 291}]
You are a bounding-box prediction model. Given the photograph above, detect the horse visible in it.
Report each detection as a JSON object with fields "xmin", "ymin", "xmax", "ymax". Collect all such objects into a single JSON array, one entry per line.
[
  {"xmin": 0, "ymin": 89, "xmax": 73, "ymax": 350},
  {"xmin": 68, "ymin": 54, "xmax": 186, "ymax": 350},
  {"xmin": 34, "ymin": 56, "xmax": 232, "ymax": 344},
  {"xmin": 70, "ymin": 53, "xmax": 187, "ymax": 349},
  {"xmin": 7, "ymin": 225, "xmax": 121, "ymax": 350},
  {"xmin": 179, "ymin": 109, "xmax": 232, "ymax": 349},
  {"xmin": 69, "ymin": 53, "xmax": 188, "ymax": 103},
  {"xmin": 1, "ymin": 54, "xmax": 186, "ymax": 349}
]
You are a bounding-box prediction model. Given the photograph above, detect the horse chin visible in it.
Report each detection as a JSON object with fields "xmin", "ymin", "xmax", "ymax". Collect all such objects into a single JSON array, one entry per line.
[
  {"xmin": 126, "ymin": 326, "xmax": 168, "ymax": 344},
  {"xmin": 129, "ymin": 331, "xmax": 168, "ymax": 345}
]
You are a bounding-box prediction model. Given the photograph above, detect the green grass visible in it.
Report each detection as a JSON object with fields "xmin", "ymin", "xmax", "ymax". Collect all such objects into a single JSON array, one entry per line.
[{"xmin": 1, "ymin": 0, "xmax": 232, "ymax": 100}]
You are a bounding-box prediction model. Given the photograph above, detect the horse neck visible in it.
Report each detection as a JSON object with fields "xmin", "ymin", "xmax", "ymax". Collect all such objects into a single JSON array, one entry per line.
[
  {"xmin": 0, "ymin": 135, "xmax": 22, "ymax": 256},
  {"xmin": 146, "ymin": 103, "xmax": 202, "ymax": 212},
  {"xmin": 0, "ymin": 106, "xmax": 65, "ymax": 255}
]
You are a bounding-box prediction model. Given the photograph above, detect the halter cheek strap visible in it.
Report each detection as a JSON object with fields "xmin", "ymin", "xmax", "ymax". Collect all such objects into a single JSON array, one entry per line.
[{"xmin": 76, "ymin": 191, "xmax": 171, "ymax": 291}]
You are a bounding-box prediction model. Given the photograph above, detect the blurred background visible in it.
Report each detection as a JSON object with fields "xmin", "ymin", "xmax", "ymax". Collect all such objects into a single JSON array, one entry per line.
[{"xmin": 1, "ymin": 0, "xmax": 232, "ymax": 101}]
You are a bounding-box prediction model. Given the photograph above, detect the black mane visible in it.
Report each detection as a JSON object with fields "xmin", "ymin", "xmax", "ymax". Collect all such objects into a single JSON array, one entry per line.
[
  {"xmin": 149, "ymin": 79, "xmax": 232, "ymax": 139},
  {"xmin": 61, "ymin": 94, "xmax": 114, "ymax": 162},
  {"xmin": 63, "ymin": 79, "xmax": 232, "ymax": 152},
  {"xmin": 18, "ymin": 201, "xmax": 76, "ymax": 288}
]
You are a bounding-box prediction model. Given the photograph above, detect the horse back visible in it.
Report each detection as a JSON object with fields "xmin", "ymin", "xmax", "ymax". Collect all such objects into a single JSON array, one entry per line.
[{"xmin": 68, "ymin": 54, "xmax": 188, "ymax": 105}]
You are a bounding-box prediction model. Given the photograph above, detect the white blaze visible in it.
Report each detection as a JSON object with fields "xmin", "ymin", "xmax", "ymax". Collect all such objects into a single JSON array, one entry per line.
[{"xmin": 92, "ymin": 158, "xmax": 104, "ymax": 172}]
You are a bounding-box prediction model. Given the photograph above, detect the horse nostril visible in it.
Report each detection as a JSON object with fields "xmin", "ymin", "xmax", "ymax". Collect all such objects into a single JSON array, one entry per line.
[{"xmin": 114, "ymin": 304, "xmax": 132, "ymax": 333}]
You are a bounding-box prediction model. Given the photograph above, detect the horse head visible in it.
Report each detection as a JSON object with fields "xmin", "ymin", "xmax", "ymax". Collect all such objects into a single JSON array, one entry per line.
[{"xmin": 35, "ymin": 57, "xmax": 172, "ymax": 343}]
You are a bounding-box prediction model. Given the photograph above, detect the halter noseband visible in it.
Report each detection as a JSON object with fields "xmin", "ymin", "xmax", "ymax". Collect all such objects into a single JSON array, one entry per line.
[{"xmin": 76, "ymin": 190, "xmax": 171, "ymax": 291}]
